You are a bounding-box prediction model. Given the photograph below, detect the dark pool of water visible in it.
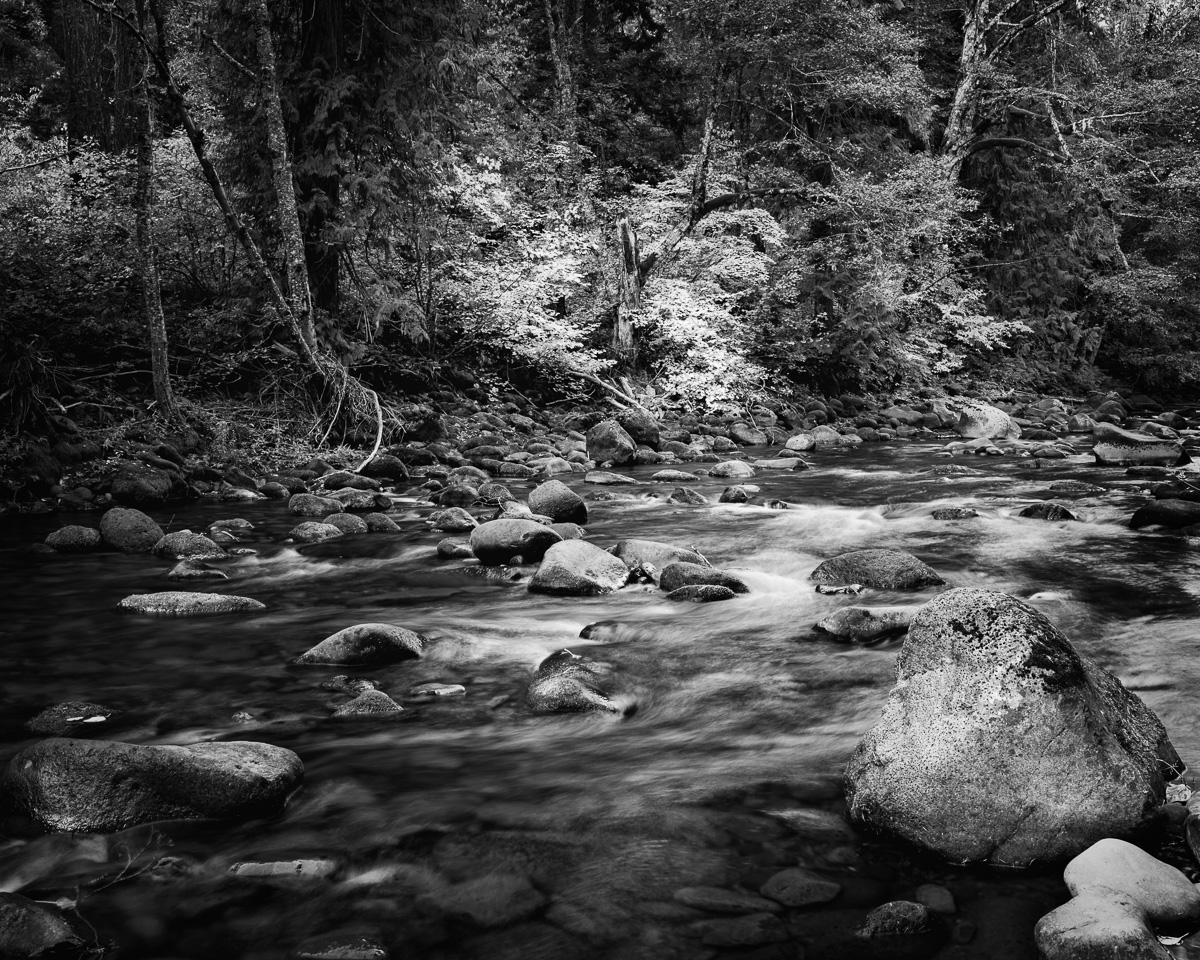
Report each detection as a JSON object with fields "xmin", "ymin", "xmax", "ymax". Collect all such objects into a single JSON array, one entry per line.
[{"xmin": 2, "ymin": 441, "xmax": 1198, "ymax": 959}]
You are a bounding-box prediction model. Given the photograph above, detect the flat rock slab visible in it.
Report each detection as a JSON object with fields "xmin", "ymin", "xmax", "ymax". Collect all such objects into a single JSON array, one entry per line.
[
  {"xmin": 0, "ymin": 893, "xmax": 85, "ymax": 957},
  {"xmin": 118, "ymin": 591, "xmax": 265, "ymax": 616},
  {"xmin": 0, "ymin": 738, "xmax": 303, "ymax": 835},
  {"xmin": 816, "ymin": 605, "xmax": 917, "ymax": 642},
  {"xmin": 674, "ymin": 886, "xmax": 781, "ymax": 914},
  {"xmin": 1064, "ymin": 838, "xmax": 1200, "ymax": 924},
  {"xmin": 584, "ymin": 471, "xmax": 638, "ymax": 485},
  {"xmin": 610, "ymin": 538, "xmax": 707, "ymax": 569},
  {"xmin": 470, "ymin": 519, "xmax": 562, "ymax": 565}
]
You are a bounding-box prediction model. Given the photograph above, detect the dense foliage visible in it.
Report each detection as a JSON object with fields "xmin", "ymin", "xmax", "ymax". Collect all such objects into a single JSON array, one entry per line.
[{"xmin": 3, "ymin": 0, "xmax": 1200, "ymax": 431}]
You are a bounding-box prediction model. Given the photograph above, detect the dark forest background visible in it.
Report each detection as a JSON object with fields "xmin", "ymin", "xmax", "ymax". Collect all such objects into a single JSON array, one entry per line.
[{"xmin": 3, "ymin": 0, "xmax": 1200, "ymax": 444}]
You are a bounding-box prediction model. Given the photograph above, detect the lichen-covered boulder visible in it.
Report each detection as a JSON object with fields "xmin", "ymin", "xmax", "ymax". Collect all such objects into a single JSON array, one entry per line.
[
  {"xmin": 728, "ymin": 422, "xmax": 768, "ymax": 446},
  {"xmin": 99, "ymin": 506, "xmax": 164, "ymax": 552},
  {"xmin": 665, "ymin": 584, "xmax": 735, "ymax": 602},
  {"xmin": 810, "ymin": 549, "xmax": 944, "ymax": 590},
  {"xmin": 325, "ymin": 488, "xmax": 392, "ymax": 511},
  {"xmin": 111, "ymin": 462, "xmax": 183, "ymax": 506},
  {"xmin": 586, "ymin": 419, "xmax": 637, "ymax": 465},
  {"xmin": 44, "ymin": 525, "xmax": 102, "ymax": 553},
  {"xmin": 845, "ymin": 589, "xmax": 1183, "ymax": 866},
  {"xmin": 610, "ymin": 539, "xmax": 707, "ymax": 570},
  {"xmin": 322, "ymin": 513, "xmax": 369, "ymax": 535},
  {"xmin": 528, "ymin": 479, "xmax": 587, "ymax": 525},
  {"xmin": 1092, "ymin": 422, "xmax": 1185, "ymax": 467},
  {"xmin": 296, "ymin": 623, "xmax": 427, "ymax": 665},
  {"xmin": 117, "ymin": 592, "xmax": 265, "ymax": 616},
  {"xmin": 469, "ymin": 519, "xmax": 562, "ymax": 565},
  {"xmin": 529, "ymin": 540, "xmax": 629, "ymax": 596},
  {"xmin": 288, "ymin": 493, "xmax": 344, "ymax": 516},
  {"xmin": 617, "ymin": 408, "xmax": 662, "ymax": 450},
  {"xmin": 956, "ymin": 400, "xmax": 1021, "ymax": 440},
  {"xmin": 152, "ymin": 530, "xmax": 226, "ymax": 560},
  {"xmin": 288, "ymin": 521, "xmax": 344, "ymax": 544},
  {"xmin": 0, "ymin": 738, "xmax": 303, "ymax": 835}
]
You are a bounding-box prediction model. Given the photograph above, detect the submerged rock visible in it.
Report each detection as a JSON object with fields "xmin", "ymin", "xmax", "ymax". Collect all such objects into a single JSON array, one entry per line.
[
  {"xmin": 845, "ymin": 588, "xmax": 1183, "ymax": 866},
  {"xmin": 528, "ymin": 540, "xmax": 629, "ymax": 596},
  {"xmin": 526, "ymin": 650, "xmax": 620, "ymax": 714},
  {"xmin": 0, "ymin": 893, "xmax": 85, "ymax": 956},
  {"xmin": 1018, "ymin": 502, "xmax": 1078, "ymax": 521},
  {"xmin": 25, "ymin": 701, "xmax": 114, "ymax": 736},
  {"xmin": 931, "ymin": 507, "xmax": 978, "ymax": 520},
  {"xmin": 470, "ymin": 519, "xmax": 562, "ymax": 565},
  {"xmin": 297, "ymin": 623, "xmax": 426, "ymax": 665},
  {"xmin": 610, "ymin": 538, "xmax": 707, "ymax": 569},
  {"xmin": 659, "ymin": 561, "xmax": 748, "ymax": 594},
  {"xmin": 816, "ymin": 606, "xmax": 917, "ymax": 642},
  {"xmin": 667, "ymin": 487, "xmax": 709, "ymax": 505},
  {"xmin": 810, "ymin": 549, "xmax": 944, "ymax": 590},
  {"xmin": 1130, "ymin": 499, "xmax": 1200, "ymax": 530},
  {"xmin": 117, "ymin": 591, "xmax": 265, "ymax": 616},
  {"xmin": 665, "ymin": 585, "xmax": 735, "ymax": 602},
  {"xmin": 331, "ymin": 689, "xmax": 404, "ymax": 717},
  {"xmin": 1092, "ymin": 423, "xmax": 1185, "ymax": 467},
  {"xmin": 0, "ymin": 738, "xmax": 303, "ymax": 835}
]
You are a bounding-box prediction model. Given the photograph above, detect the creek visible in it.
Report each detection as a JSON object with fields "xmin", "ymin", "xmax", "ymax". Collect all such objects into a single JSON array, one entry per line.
[{"xmin": 2, "ymin": 440, "xmax": 1199, "ymax": 959}]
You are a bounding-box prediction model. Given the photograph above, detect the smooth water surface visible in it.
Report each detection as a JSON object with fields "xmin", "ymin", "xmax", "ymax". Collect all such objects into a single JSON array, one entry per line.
[{"xmin": 2, "ymin": 441, "xmax": 1198, "ymax": 958}]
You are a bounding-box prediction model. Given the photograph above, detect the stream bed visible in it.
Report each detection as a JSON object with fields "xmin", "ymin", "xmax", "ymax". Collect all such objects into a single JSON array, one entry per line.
[{"xmin": 3, "ymin": 440, "xmax": 1200, "ymax": 959}]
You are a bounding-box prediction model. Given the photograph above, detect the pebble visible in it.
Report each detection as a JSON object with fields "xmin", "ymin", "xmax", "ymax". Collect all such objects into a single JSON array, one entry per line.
[
  {"xmin": 409, "ymin": 683, "xmax": 466, "ymax": 699},
  {"xmin": 915, "ymin": 882, "xmax": 955, "ymax": 914},
  {"xmin": 692, "ymin": 912, "xmax": 788, "ymax": 947},
  {"xmin": 674, "ymin": 886, "xmax": 782, "ymax": 914},
  {"xmin": 760, "ymin": 867, "xmax": 841, "ymax": 907}
]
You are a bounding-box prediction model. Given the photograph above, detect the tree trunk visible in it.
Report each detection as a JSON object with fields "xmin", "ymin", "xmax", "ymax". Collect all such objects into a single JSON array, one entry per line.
[
  {"xmin": 613, "ymin": 217, "xmax": 641, "ymax": 365},
  {"xmin": 297, "ymin": 0, "xmax": 343, "ymax": 313},
  {"xmin": 249, "ymin": 0, "xmax": 317, "ymax": 353},
  {"xmin": 133, "ymin": 0, "xmax": 173, "ymax": 416},
  {"xmin": 942, "ymin": 0, "xmax": 990, "ymax": 179}
]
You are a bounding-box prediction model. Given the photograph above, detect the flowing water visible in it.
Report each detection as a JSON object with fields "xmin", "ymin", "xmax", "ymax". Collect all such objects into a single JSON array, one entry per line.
[{"xmin": 2, "ymin": 441, "xmax": 1200, "ymax": 959}]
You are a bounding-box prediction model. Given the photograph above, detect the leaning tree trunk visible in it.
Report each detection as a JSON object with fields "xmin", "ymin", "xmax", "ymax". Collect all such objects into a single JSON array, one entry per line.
[
  {"xmin": 942, "ymin": 0, "xmax": 991, "ymax": 179},
  {"xmin": 133, "ymin": 0, "xmax": 173, "ymax": 416},
  {"xmin": 249, "ymin": 0, "xmax": 317, "ymax": 354}
]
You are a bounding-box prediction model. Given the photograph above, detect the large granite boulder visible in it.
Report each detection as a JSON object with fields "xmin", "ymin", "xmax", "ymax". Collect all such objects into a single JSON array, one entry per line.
[
  {"xmin": 618, "ymin": 409, "xmax": 662, "ymax": 450},
  {"xmin": 528, "ymin": 540, "xmax": 630, "ymax": 596},
  {"xmin": 956, "ymin": 400, "xmax": 1021, "ymax": 440},
  {"xmin": 586, "ymin": 420, "xmax": 637, "ymax": 465},
  {"xmin": 99, "ymin": 506, "xmax": 164, "ymax": 552},
  {"xmin": 528, "ymin": 479, "xmax": 587, "ymax": 525},
  {"xmin": 845, "ymin": 589, "xmax": 1183, "ymax": 866},
  {"xmin": 810, "ymin": 549, "xmax": 944, "ymax": 590},
  {"xmin": 1092, "ymin": 423, "xmax": 1185, "ymax": 467},
  {"xmin": 0, "ymin": 738, "xmax": 303, "ymax": 835},
  {"xmin": 470, "ymin": 519, "xmax": 563, "ymax": 565},
  {"xmin": 296, "ymin": 623, "xmax": 426, "ymax": 665}
]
